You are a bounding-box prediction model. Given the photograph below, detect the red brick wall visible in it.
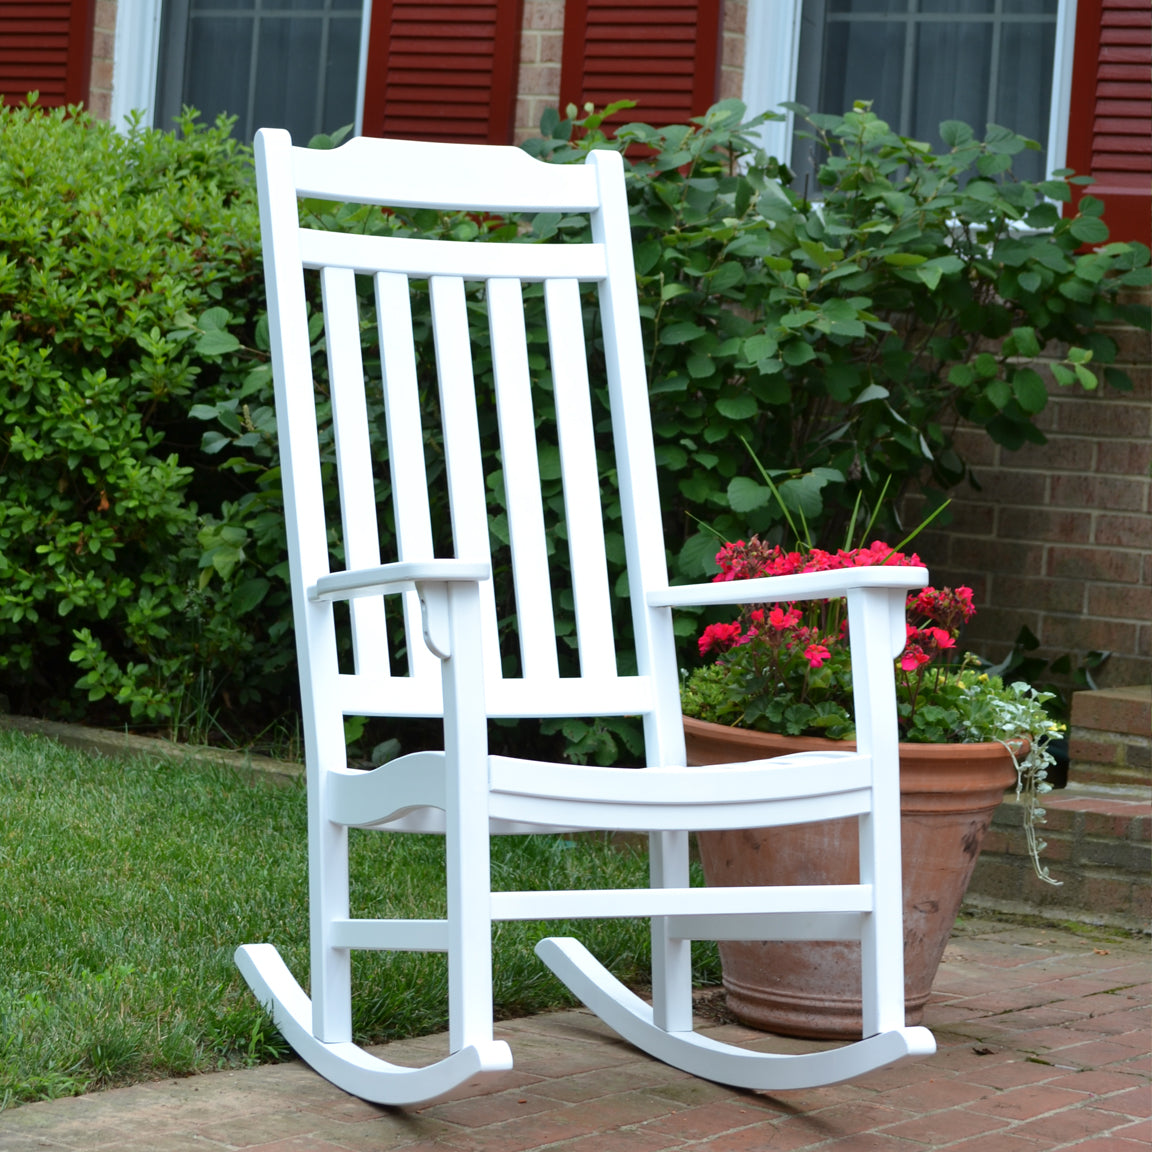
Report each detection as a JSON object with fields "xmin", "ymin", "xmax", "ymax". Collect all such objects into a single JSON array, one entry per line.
[
  {"xmin": 515, "ymin": 0, "xmax": 564, "ymax": 141},
  {"xmin": 88, "ymin": 0, "xmax": 114, "ymax": 118},
  {"xmin": 718, "ymin": 0, "xmax": 747, "ymax": 103},
  {"xmin": 915, "ymin": 288, "xmax": 1152, "ymax": 688}
]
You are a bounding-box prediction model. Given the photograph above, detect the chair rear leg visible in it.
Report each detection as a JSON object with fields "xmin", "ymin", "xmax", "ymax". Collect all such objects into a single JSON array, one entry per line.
[{"xmin": 649, "ymin": 829, "xmax": 693, "ymax": 1033}]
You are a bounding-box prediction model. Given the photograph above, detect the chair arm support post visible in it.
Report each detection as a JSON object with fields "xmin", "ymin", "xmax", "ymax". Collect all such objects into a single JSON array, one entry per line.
[
  {"xmin": 441, "ymin": 579, "xmax": 496, "ymax": 1052},
  {"xmin": 418, "ymin": 584, "xmax": 452, "ymax": 659}
]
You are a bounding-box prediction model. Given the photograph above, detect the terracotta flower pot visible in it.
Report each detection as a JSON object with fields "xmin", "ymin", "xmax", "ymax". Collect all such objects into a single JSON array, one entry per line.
[{"xmin": 686, "ymin": 715, "xmax": 1018, "ymax": 1040}]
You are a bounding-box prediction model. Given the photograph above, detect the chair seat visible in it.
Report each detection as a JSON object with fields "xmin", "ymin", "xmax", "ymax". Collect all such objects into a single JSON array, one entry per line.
[{"xmin": 328, "ymin": 749, "xmax": 871, "ymax": 833}]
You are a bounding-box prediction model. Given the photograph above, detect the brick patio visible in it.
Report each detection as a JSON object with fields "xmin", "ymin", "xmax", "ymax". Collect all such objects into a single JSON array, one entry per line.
[{"xmin": 1, "ymin": 915, "xmax": 1147, "ymax": 1151}]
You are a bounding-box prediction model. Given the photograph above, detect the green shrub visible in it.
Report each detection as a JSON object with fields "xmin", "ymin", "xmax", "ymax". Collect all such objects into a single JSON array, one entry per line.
[
  {"xmin": 3, "ymin": 98, "xmax": 1146, "ymax": 752},
  {"xmin": 524, "ymin": 99, "xmax": 1151, "ymax": 576},
  {"xmin": 0, "ymin": 102, "xmax": 290, "ymax": 731}
]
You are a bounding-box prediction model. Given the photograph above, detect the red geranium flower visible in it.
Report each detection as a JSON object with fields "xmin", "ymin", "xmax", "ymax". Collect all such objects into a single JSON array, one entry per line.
[
  {"xmin": 698, "ymin": 621, "xmax": 743, "ymax": 656},
  {"xmin": 804, "ymin": 643, "xmax": 831, "ymax": 668}
]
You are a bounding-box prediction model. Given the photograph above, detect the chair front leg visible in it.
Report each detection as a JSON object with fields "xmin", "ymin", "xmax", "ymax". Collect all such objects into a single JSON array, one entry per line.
[
  {"xmin": 847, "ymin": 585, "xmax": 908, "ymax": 1037},
  {"xmin": 429, "ymin": 580, "xmax": 497, "ymax": 1054}
]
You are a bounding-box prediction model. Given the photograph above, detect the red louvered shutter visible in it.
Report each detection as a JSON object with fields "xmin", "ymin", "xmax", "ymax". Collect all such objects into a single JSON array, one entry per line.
[
  {"xmin": 0, "ymin": 0, "xmax": 93, "ymax": 109},
  {"xmin": 361, "ymin": 0, "xmax": 523, "ymax": 144},
  {"xmin": 559, "ymin": 0, "xmax": 722, "ymax": 129},
  {"xmin": 1066, "ymin": 0, "xmax": 1151, "ymax": 246}
]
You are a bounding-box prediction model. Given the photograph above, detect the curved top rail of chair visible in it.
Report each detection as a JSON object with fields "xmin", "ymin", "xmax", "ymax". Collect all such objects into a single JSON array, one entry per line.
[
  {"xmin": 648, "ymin": 564, "xmax": 930, "ymax": 609},
  {"xmin": 257, "ymin": 128, "xmax": 606, "ymax": 214},
  {"xmin": 309, "ymin": 560, "xmax": 492, "ymax": 602}
]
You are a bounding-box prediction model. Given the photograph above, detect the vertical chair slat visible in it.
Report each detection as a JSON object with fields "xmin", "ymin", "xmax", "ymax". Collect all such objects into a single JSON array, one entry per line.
[
  {"xmin": 323, "ymin": 266, "xmax": 388, "ymax": 677},
  {"xmin": 430, "ymin": 275, "xmax": 502, "ymax": 682},
  {"xmin": 487, "ymin": 277, "xmax": 559, "ymax": 680},
  {"xmin": 374, "ymin": 272, "xmax": 439, "ymax": 684},
  {"xmin": 545, "ymin": 277, "xmax": 617, "ymax": 679}
]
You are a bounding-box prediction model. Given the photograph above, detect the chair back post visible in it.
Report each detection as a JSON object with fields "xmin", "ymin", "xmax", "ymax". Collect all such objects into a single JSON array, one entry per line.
[
  {"xmin": 583, "ymin": 149, "xmax": 695, "ymax": 1031},
  {"xmin": 255, "ymin": 127, "xmax": 354, "ymax": 1042},
  {"xmin": 584, "ymin": 149, "xmax": 684, "ymax": 767}
]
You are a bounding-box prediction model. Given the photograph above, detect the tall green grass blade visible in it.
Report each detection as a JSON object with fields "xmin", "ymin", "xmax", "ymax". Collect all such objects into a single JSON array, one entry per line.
[{"xmin": 738, "ymin": 435, "xmax": 807, "ymax": 546}]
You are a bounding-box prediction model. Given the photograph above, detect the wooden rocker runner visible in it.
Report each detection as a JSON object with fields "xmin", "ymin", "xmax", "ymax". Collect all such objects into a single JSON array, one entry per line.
[{"xmin": 236, "ymin": 128, "xmax": 936, "ymax": 1106}]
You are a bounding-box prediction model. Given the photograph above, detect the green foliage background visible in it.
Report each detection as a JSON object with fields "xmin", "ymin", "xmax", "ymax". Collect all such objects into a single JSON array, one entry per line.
[
  {"xmin": 0, "ymin": 98, "xmax": 1147, "ymax": 752},
  {"xmin": 0, "ymin": 104, "xmax": 291, "ymax": 733}
]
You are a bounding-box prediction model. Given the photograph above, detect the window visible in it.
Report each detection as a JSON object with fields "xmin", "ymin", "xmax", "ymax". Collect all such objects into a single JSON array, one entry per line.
[
  {"xmin": 155, "ymin": 0, "xmax": 369, "ymax": 142},
  {"xmin": 794, "ymin": 0, "xmax": 1059, "ymax": 182},
  {"xmin": 743, "ymin": 0, "xmax": 1076, "ymax": 185}
]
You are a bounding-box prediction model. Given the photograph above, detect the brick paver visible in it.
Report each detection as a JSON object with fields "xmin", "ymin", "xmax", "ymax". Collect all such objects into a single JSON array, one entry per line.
[{"xmin": 0, "ymin": 916, "xmax": 1146, "ymax": 1150}]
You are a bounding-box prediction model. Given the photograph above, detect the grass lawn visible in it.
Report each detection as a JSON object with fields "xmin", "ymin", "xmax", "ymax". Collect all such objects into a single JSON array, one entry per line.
[{"xmin": 0, "ymin": 728, "xmax": 719, "ymax": 1109}]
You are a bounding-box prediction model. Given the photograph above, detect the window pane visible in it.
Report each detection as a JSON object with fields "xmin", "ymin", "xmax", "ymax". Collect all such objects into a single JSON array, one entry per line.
[
  {"xmin": 324, "ymin": 17, "xmax": 362, "ymax": 134},
  {"xmin": 997, "ymin": 22, "xmax": 1056, "ymax": 180},
  {"xmin": 912, "ymin": 21, "xmax": 991, "ymax": 146},
  {"xmin": 183, "ymin": 18, "xmax": 255, "ymax": 129},
  {"xmin": 827, "ymin": 0, "xmax": 902, "ymax": 13},
  {"xmin": 819, "ymin": 21, "xmax": 906, "ymax": 119},
  {"xmin": 1003, "ymin": 0, "xmax": 1058, "ymax": 13},
  {"xmin": 792, "ymin": 0, "xmax": 1058, "ymax": 184},
  {"xmin": 252, "ymin": 18, "xmax": 325, "ymax": 139},
  {"xmin": 920, "ymin": 0, "xmax": 994, "ymax": 14},
  {"xmin": 263, "ymin": 0, "xmax": 330, "ymax": 10},
  {"xmin": 159, "ymin": 3, "xmax": 364, "ymax": 143}
]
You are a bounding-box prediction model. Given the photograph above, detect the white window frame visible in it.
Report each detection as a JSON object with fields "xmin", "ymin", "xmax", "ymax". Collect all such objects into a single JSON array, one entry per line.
[
  {"xmin": 110, "ymin": 0, "xmax": 164, "ymax": 130},
  {"xmin": 109, "ymin": 0, "xmax": 374, "ymax": 136},
  {"xmin": 742, "ymin": 0, "xmax": 1079, "ymax": 180}
]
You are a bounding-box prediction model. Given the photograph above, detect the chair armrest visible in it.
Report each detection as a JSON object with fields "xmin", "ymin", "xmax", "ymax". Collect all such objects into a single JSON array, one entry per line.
[
  {"xmin": 647, "ymin": 565, "xmax": 929, "ymax": 610},
  {"xmin": 309, "ymin": 560, "xmax": 491, "ymax": 602}
]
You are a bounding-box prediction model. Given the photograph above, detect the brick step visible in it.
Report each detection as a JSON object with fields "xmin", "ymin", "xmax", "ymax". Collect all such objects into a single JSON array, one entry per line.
[
  {"xmin": 1068, "ymin": 684, "xmax": 1151, "ymax": 790},
  {"xmin": 965, "ymin": 782, "xmax": 1151, "ymax": 931}
]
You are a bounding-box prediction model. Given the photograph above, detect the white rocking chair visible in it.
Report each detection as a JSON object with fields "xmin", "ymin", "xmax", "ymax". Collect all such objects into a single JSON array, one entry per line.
[{"xmin": 236, "ymin": 128, "xmax": 936, "ymax": 1106}]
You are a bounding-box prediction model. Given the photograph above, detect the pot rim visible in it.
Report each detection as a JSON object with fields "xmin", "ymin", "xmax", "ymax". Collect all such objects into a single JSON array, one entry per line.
[{"xmin": 682, "ymin": 714, "xmax": 1026, "ymax": 759}]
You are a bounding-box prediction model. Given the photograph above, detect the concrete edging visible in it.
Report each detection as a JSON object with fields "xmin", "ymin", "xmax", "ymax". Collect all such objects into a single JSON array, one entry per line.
[{"xmin": 0, "ymin": 714, "xmax": 304, "ymax": 784}]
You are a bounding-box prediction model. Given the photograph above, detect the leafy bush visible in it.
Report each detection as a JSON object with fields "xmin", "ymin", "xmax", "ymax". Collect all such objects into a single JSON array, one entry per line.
[
  {"xmin": 0, "ymin": 102, "xmax": 291, "ymax": 731},
  {"xmin": 524, "ymin": 99, "xmax": 1151, "ymax": 576},
  {"xmin": 2, "ymin": 97, "xmax": 1146, "ymax": 752}
]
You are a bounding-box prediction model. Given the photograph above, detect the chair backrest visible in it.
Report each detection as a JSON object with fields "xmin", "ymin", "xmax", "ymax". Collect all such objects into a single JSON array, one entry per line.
[{"xmin": 256, "ymin": 131, "xmax": 683, "ymax": 760}]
